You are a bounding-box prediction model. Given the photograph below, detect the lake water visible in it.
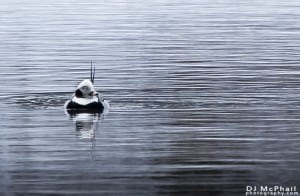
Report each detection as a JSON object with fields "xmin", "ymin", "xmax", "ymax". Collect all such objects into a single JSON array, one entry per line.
[{"xmin": 1, "ymin": 0, "xmax": 300, "ymax": 195}]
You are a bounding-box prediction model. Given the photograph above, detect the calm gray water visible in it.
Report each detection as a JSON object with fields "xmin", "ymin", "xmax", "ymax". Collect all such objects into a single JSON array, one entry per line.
[{"xmin": 1, "ymin": 0, "xmax": 300, "ymax": 195}]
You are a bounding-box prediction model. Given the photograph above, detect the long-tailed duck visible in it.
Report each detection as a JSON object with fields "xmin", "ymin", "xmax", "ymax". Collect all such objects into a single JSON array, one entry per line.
[{"xmin": 64, "ymin": 62, "xmax": 109, "ymax": 113}]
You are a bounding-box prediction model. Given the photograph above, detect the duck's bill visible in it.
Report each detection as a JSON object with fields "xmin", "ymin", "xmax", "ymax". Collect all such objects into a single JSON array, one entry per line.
[{"xmin": 88, "ymin": 91, "xmax": 98, "ymax": 96}]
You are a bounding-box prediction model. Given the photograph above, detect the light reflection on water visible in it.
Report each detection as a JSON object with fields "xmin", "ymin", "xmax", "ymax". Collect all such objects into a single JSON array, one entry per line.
[{"xmin": 1, "ymin": 0, "xmax": 300, "ymax": 195}]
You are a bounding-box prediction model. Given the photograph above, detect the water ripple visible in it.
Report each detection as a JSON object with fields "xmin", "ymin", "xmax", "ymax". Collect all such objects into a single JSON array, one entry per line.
[{"xmin": 1, "ymin": 0, "xmax": 300, "ymax": 195}]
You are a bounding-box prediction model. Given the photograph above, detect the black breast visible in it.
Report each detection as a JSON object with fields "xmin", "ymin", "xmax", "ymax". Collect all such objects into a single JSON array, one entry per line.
[{"xmin": 66, "ymin": 101, "xmax": 104, "ymax": 113}]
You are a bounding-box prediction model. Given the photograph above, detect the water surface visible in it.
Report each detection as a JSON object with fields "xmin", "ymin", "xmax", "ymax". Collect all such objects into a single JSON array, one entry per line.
[{"xmin": 1, "ymin": 0, "xmax": 300, "ymax": 195}]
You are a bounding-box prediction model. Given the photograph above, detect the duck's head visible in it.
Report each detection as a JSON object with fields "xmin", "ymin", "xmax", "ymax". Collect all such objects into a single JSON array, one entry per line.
[
  {"xmin": 75, "ymin": 79, "xmax": 98, "ymax": 99},
  {"xmin": 74, "ymin": 61, "xmax": 98, "ymax": 99}
]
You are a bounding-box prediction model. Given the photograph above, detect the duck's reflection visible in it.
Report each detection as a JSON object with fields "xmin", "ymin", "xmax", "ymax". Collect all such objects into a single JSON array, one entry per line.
[
  {"xmin": 66, "ymin": 111, "xmax": 101, "ymax": 140},
  {"xmin": 65, "ymin": 111, "xmax": 103, "ymax": 159}
]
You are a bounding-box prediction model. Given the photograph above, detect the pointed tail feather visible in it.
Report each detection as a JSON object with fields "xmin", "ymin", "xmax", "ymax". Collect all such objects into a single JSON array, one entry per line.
[{"xmin": 90, "ymin": 60, "xmax": 93, "ymax": 83}]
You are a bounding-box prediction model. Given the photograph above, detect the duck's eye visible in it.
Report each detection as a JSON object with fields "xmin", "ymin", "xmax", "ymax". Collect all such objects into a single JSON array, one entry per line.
[{"xmin": 82, "ymin": 86, "xmax": 89, "ymax": 91}]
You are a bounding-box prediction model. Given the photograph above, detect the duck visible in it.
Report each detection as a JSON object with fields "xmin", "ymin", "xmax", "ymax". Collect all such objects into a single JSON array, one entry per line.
[{"xmin": 64, "ymin": 62, "xmax": 109, "ymax": 113}]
